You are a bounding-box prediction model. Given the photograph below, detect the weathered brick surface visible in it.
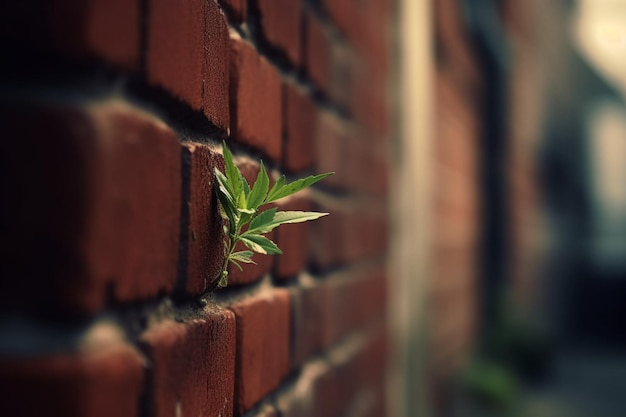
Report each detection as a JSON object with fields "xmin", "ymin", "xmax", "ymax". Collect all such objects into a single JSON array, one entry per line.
[
  {"xmin": 229, "ymin": 290, "xmax": 291, "ymax": 414},
  {"xmin": 283, "ymin": 84, "xmax": 318, "ymax": 173},
  {"xmin": 0, "ymin": 0, "xmax": 395, "ymax": 414},
  {"xmin": 147, "ymin": 0, "xmax": 229, "ymax": 130},
  {"xmin": 292, "ymin": 269, "xmax": 387, "ymax": 368},
  {"xmin": 313, "ymin": 206, "xmax": 388, "ymax": 271},
  {"xmin": 256, "ymin": 0, "xmax": 302, "ymax": 65},
  {"xmin": 291, "ymin": 284, "xmax": 330, "ymax": 368},
  {"xmin": 0, "ymin": 100, "xmax": 180, "ymax": 314},
  {"xmin": 0, "ymin": 0, "xmax": 140, "ymax": 70},
  {"xmin": 274, "ymin": 196, "xmax": 313, "ymax": 280},
  {"xmin": 304, "ymin": 14, "xmax": 331, "ymax": 93},
  {"xmin": 182, "ymin": 143, "xmax": 227, "ymax": 295},
  {"xmin": 280, "ymin": 328, "xmax": 387, "ymax": 417},
  {"xmin": 140, "ymin": 307, "xmax": 236, "ymax": 417},
  {"xmin": 0, "ymin": 344, "xmax": 143, "ymax": 417},
  {"xmin": 229, "ymin": 37, "xmax": 282, "ymax": 160}
]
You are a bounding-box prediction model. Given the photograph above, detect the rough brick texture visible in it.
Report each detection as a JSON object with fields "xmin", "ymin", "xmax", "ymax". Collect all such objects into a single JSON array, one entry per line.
[
  {"xmin": 229, "ymin": 290, "xmax": 291, "ymax": 414},
  {"xmin": 229, "ymin": 37, "xmax": 282, "ymax": 160},
  {"xmin": 283, "ymin": 84, "xmax": 318, "ymax": 173},
  {"xmin": 0, "ymin": 0, "xmax": 140, "ymax": 70},
  {"xmin": 256, "ymin": 0, "xmax": 302, "ymax": 65},
  {"xmin": 0, "ymin": 100, "xmax": 181, "ymax": 314},
  {"xmin": 140, "ymin": 308, "xmax": 236, "ymax": 417},
  {"xmin": 181, "ymin": 143, "xmax": 227, "ymax": 295},
  {"xmin": 147, "ymin": 0, "xmax": 229, "ymax": 130},
  {"xmin": 274, "ymin": 196, "xmax": 313, "ymax": 280},
  {"xmin": 0, "ymin": 0, "xmax": 395, "ymax": 416},
  {"xmin": 0, "ymin": 344, "xmax": 144, "ymax": 417}
]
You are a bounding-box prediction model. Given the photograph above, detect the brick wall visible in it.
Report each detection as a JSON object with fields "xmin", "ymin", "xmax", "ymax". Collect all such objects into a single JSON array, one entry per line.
[
  {"xmin": 430, "ymin": 0, "xmax": 481, "ymax": 386},
  {"xmin": 0, "ymin": 1, "xmax": 392, "ymax": 416}
]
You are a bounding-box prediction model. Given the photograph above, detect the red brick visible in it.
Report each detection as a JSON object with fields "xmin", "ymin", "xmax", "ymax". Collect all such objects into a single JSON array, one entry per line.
[
  {"xmin": 279, "ymin": 332, "xmax": 386, "ymax": 417},
  {"xmin": 315, "ymin": 116, "xmax": 388, "ymax": 195},
  {"xmin": 147, "ymin": 0, "xmax": 229, "ymax": 130},
  {"xmin": 283, "ymin": 84, "xmax": 317, "ymax": 173},
  {"xmin": 274, "ymin": 196, "xmax": 313, "ymax": 280},
  {"xmin": 256, "ymin": 0, "xmax": 302, "ymax": 65},
  {"xmin": 304, "ymin": 14, "xmax": 331, "ymax": 92},
  {"xmin": 313, "ymin": 205, "xmax": 388, "ymax": 271},
  {"xmin": 320, "ymin": 0, "xmax": 362, "ymax": 46},
  {"xmin": 277, "ymin": 361, "xmax": 329, "ymax": 417},
  {"xmin": 229, "ymin": 289, "xmax": 291, "ymax": 414},
  {"xmin": 229, "ymin": 37, "xmax": 282, "ymax": 161},
  {"xmin": 351, "ymin": 65, "xmax": 389, "ymax": 136},
  {"xmin": 182, "ymin": 143, "xmax": 228, "ymax": 295},
  {"xmin": 219, "ymin": 0, "xmax": 246, "ymax": 23},
  {"xmin": 140, "ymin": 308, "xmax": 235, "ymax": 417},
  {"xmin": 291, "ymin": 284, "xmax": 330, "ymax": 367},
  {"xmin": 0, "ymin": 344, "xmax": 143, "ymax": 417},
  {"xmin": 324, "ymin": 270, "xmax": 388, "ymax": 346},
  {"xmin": 0, "ymin": 0, "xmax": 140, "ymax": 70},
  {"xmin": 0, "ymin": 100, "xmax": 180, "ymax": 314}
]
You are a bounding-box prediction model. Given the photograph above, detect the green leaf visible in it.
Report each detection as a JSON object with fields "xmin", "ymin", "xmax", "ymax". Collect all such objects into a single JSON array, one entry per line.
[
  {"xmin": 215, "ymin": 169, "xmax": 239, "ymax": 230},
  {"xmin": 240, "ymin": 234, "xmax": 282, "ymax": 255},
  {"xmin": 249, "ymin": 207, "xmax": 278, "ymax": 231},
  {"xmin": 265, "ymin": 173, "xmax": 334, "ymax": 203},
  {"xmin": 222, "ymin": 141, "xmax": 243, "ymax": 205},
  {"xmin": 242, "ymin": 177, "xmax": 250, "ymax": 197},
  {"xmin": 247, "ymin": 161, "xmax": 270, "ymax": 210},
  {"xmin": 229, "ymin": 258, "xmax": 243, "ymax": 271},
  {"xmin": 247, "ymin": 210, "xmax": 328, "ymax": 235},
  {"xmin": 230, "ymin": 250, "xmax": 256, "ymax": 264},
  {"xmin": 266, "ymin": 175, "xmax": 286, "ymax": 203},
  {"xmin": 239, "ymin": 189, "xmax": 248, "ymax": 209}
]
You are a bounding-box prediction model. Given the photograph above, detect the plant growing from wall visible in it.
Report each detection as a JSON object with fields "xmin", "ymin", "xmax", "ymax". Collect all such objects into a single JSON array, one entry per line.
[{"xmin": 214, "ymin": 142, "xmax": 332, "ymax": 288}]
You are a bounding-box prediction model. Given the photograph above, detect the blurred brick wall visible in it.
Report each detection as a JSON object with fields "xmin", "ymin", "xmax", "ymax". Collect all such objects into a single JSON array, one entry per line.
[
  {"xmin": 430, "ymin": 0, "xmax": 481, "ymax": 393},
  {"xmin": 0, "ymin": 1, "xmax": 392, "ymax": 416}
]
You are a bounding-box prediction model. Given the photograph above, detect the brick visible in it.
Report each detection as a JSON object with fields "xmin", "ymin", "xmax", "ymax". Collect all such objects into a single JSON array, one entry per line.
[
  {"xmin": 315, "ymin": 116, "xmax": 388, "ymax": 195},
  {"xmin": 277, "ymin": 361, "xmax": 329, "ymax": 417},
  {"xmin": 280, "ymin": 333, "xmax": 386, "ymax": 417},
  {"xmin": 325, "ymin": 270, "xmax": 388, "ymax": 346},
  {"xmin": 0, "ymin": 344, "xmax": 143, "ymax": 417},
  {"xmin": 291, "ymin": 284, "xmax": 330, "ymax": 367},
  {"xmin": 351, "ymin": 65, "xmax": 389, "ymax": 136},
  {"xmin": 283, "ymin": 84, "xmax": 317, "ymax": 173},
  {"xmin": 229, "ymin": 37, "xmax": 282, "ymax": 161},
  {"xmin": 0, "ymin": 0, "xmax": 140, "ymax": 70},
  {"xmin": 147, "ymin": 0, "xmax": 229, "ymax": 130},
  {"xmin": 0, "ymin": 100, "xmax": 180, "ymax": 314},
  {"xmin": 304, "ymin": 14, "xmax": 331, "ymax": 93},
  {"xmin": 219, "ymin": 0, "xmax": 246, "ymax": 23},
  {"xmin": 229, "ymin": 289, "xmax": 291, "ymax": 414},
  {"xmin": 140, "ymin": 308, "xmax": 236, "ymax": 417},
  {"xmin": 274, "ymin": 196, "xmax": 313, "ymax": 280},
  {"xmin": 182, "ymin": 143, "xmax": 227, "ymax": 295},
  {"xmin": 256, "ymin": 0, "xmax": 302, "ymax": 65},
  {"xmin": 313, "ymin": 206, "xmax": 388, "ymax": 270}
]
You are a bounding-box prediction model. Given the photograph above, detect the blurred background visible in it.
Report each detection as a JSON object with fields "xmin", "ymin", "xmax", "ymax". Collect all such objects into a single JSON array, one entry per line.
[{"xmin": 393, "ymin": 0, "xmax": 626, "ymax": 415}]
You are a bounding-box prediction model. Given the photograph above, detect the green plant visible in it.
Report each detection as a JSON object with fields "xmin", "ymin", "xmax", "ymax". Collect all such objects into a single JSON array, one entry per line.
[{"xmin": 213, "ymin": 142, "xmax": 332, "ymax": 288}]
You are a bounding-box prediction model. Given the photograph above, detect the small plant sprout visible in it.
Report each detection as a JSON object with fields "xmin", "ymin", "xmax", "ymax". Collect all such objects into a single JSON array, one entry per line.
[{"xmin": 213, "ymin": 141, "xmax": 333, "ymax": 289}]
